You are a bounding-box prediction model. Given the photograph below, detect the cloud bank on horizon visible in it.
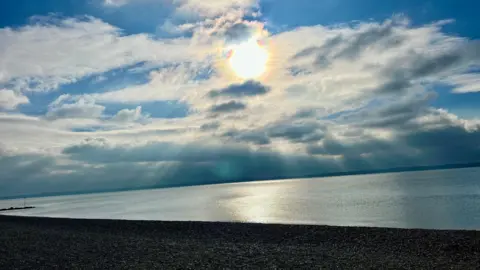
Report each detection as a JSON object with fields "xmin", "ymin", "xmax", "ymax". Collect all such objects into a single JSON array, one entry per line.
[{"xmin": 0, "ymin": 0, "xmax": 479, "ymax": 196}]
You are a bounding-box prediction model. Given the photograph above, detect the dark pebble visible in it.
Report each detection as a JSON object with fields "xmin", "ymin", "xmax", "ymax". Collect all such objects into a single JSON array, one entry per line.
[{"xmin": 0, "ymin": 215, "xmax": 479, "ymax": 269}]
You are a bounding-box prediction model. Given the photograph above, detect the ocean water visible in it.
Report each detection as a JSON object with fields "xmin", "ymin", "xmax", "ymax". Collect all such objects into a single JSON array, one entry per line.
[{"xmin": 1, "ymin": 167, "xmax": 480, "ymax": 230}]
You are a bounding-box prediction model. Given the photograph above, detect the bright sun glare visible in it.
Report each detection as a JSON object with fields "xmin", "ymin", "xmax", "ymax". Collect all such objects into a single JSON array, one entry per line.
[{"xmin": 228, "ymin": 38, "xmax": 268, "ymax": 79}]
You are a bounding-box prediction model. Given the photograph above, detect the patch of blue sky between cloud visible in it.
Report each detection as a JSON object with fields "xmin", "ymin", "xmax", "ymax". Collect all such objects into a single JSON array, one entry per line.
[
  {"xmin": 258, "ymin": 0, "xmax": 480, "ymax": 38},
  {"xmin": 0, "ymin": 0, "xmax": 176, "ymax": 36},
  {"xmin": 100, "ymin": 0, "xmax": 180, "ymax": 35},
  {"xmin": 431, "ymin": 84, "xmax": 480, "ymax": 119},
  {"xmin": 102, "ymin": 101, "xmax": 190, "ymax": 119},
  {"xmin": 101, "ymin": 0, "xmax": 262, "ymax": 38},
  {"xmin": 0, "ymin": 0, "xmax": 90, "ymax": 28},
  {"xmin": 14, "ymin": 62, "xmax": 154, "ymax": 117}
]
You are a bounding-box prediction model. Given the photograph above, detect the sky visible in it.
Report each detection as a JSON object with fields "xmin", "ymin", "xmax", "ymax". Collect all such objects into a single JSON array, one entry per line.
[{"xmin": 0, "ymin": 0, "xmax": 479, "ymax": 197}]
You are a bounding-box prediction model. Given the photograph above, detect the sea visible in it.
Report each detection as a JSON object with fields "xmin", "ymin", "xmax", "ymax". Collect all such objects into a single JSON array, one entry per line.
[{"xmin": 1, "ymin": 167, "xmax": 479, "ymax": 230}]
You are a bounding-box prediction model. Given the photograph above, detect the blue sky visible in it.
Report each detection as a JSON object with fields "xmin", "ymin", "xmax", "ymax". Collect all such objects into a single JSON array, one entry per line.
[{"xmin": 0, "ymin": 0, "xmax": 479, "ymax": 197}]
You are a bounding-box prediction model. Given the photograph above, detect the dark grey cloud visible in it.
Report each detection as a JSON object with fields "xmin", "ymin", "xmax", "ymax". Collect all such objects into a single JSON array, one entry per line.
[
  {"xmin": 0, "ymin": 154, "xmax": 55, "ymax": 185},
  {"xmin": 401, "ymin": 125, "xmax": 480, "ymax": 164},
  {"xmin": 200, "ymin": 122, "xmax": 221, "ymax": 131},
  {"xmin": 266, "ymin": 122, "xmax": 325, "ymax": 143},
  {"xmin": 268, "ymin": 123, "xmax": 316, "ymax": 139},
  {"xmin": 222, "ymin": 130, "xmax": 270, "ymax": 145},
  {"xmin": 374, "ymin": 74, "xmax": 413, "ymax": 94},
  {"xmin": 308, "ymin": 135, "xmax": 395, "ymax": 157},
  {"xmin": 0, "ymin": 154, "xmax": 58, "ymax": 197},
  {"xmin": 63, "ymin": 140, "xmax": 227, "ymax": 164},
  {"xmin": 223, "ymin": 23, "xmax": 255, "ymax": 44},
  {"xmin": 308, "ymin": 123, "xmax": 480, "ymax": 170},
  {"xmin": 222, "ymin": 121, "xmax": 326, "ymax": 145},
  {"xmin": 3, "ymin": 114, "xmax": 480, "ymax": 197},
  {"xmin": 58, "ymin": 140, "xmax": 344, "ymax": 190},
  {"xmin": 306, "ymin": 90, "xmax": 480, "ymax": 170},
  {"xmin": 292, "ymin": 108, "xmax": 323, "ymax": 119},
  {"xmin": 209, "ymin": 81, "xmax": 270, "ymax": 98},
  {"xmin": 239, "ymin": 133, "xmax": 270, "ymax": 145},
  {"xmin": 0, "ymin": 152, "xmax": 179, "ymax": 198},
  {"xmin": 209, "ymin": 101, "xmax": 246, "ymax": 113},
  {"xmin": 287, "ymin": 66, "xmax": 313, "ymax": 76}
]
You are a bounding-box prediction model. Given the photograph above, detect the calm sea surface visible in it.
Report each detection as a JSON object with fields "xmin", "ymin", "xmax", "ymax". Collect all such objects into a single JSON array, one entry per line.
[{"xmin": 1, "ymin": 167, "xmax": 480, "ymax": 229}]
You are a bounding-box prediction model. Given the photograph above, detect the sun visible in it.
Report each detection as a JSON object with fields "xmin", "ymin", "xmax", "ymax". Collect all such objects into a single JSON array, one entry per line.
[{"xmin": 227, "ymin": 38, "xmax": 269, "ymax": 79}]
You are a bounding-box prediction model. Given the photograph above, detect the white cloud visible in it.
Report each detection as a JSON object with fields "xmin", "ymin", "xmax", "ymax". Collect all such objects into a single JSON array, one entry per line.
[
  {"xmin": 98, "ymin": 17, "xmax": 479, "ymax": 127},
  {"xmin": 0, "ymin": 89, "xmax": 29, "ymax": 110},
  {"xmin": 92, "ymin": 61, "xmax": 217, "ymax": 103},
  {"xmin": 446, "ymin": 74, "xmax": 480, "ymax": 93},
  {"xmin": 46, "ymin": 95, "xmax": 105, "ymax": 120},
  {"xmin": 0, "ymin": 16, "xmax": 210, "ymax": 92},
  {"xmin": 103, "ymin": 0, "xmax": 257, "ymax": 17},
  {"xmin": 174, "ymin": 0, "xmax": 258, "ymax": 19},
  {"xmin": 103, "ymin": 0, "xmax": 130, "ymax": 6},
  {"xmin": 112, "ymin": 106, "xmax": 150, "ymax": 123}
]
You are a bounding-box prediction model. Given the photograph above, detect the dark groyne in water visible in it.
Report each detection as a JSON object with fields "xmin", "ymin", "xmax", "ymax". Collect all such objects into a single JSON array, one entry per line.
[{"xmin": 0, "ymin": 206, "xmax": 35, "ymax": 212}]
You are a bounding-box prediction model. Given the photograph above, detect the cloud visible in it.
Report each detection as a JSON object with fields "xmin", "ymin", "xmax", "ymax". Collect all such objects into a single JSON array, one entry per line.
[
  {"xmin": 0, "ymin": 151, "xmax": 169, "ymax": 197},
  {"xmin": 111, "ymin": 106, "xmax": 150, "ymax": 123},
  {"xmin": 1, "ymin": 13, "xmax": 480, "ymax": 197},
  {"xmin": 222, "ymin": 129, "xmax": 270, "ymax": 145},
  {"xmin": 3, "ymin": 111, "xmax": 480, "ymax": 197},
  {"xmin": 0, "ymin": 137, "xmax": 339, "ymax": 197},
  {"xmin": 93, "ymin": 62, "xmax": 214, "ymax": 103},
  {"xmin": 103, "ymin": 0, "xmax": 257, "ymax": 18},
  {"xmin": 209, "ymin": 80, "xmax": 270, "ymax": 98},
  {"xmin": 103, "ymin": 0, "xmax": 129, "ymax": 6},
  {"xmin": 0, "ymin": 16, "xmax": 203, "ymax": 93},
  {"xmin": 334, "ymin": 19, "xmax": 406, "ymax": 60},
  {"xmin": 0, "ymin": 153, "xmax": 57, "ymax": 196},
  {"xmin": 292, "ymin": 108, "xmax": 322, "ymax": 119},
  {"xmin": 308, "ymin": 106, "xmax": 480, "ymax": 167},
  {"xmin": 445, "ymin": 73, "xmax": 480, "ymax": 93},
  {"xmin": 0, "ymin": 89, "xmax": 29, "ymax": 110},
  {"xmin": 210, "ymin": 101, "xmax": 246, "ymax": 113},
  {"xmin": 374, "ymin": 41, "xmax": 480, "ymax": 94},
  {"xmin": 223, "ymin": 23, "xmax": 257, "ymax": 44},
  {"xmin": 282, "ymin": 18, "xmax": 480, "ymax": 102},
  {"xmin": 291, "ymin": 17, "xmax": 407, "ymax": 68},
  {"xmin": 46, "ymin": 95, "xmax": 105, "ymax": 120},
  {"xmin": 342, "ymin": 92, "xmax": 437, "ymax": 129},
  {"xmin": 172, "ymin": 0, "xmax": 257, "ymax": 18},
  {"xmin": 60, "ymin": 138, "xmax": 342, "ymax": 186},
  {"xmin": 200, "ymin": 122, "xmax": 221, "ymax": 131},
  {"xmin": 267, "ymin": 121, "xmax": 325, "ymax": 143},
  {"xmin": 221, "ymin": 121, "xmax": 326, "ymax": 146},
  {"xmin": 309, "ymin": 123, "xmax": 480, "ymax": 170}
]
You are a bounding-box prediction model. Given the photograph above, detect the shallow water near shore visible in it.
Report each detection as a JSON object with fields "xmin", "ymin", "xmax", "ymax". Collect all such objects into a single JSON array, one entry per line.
[{"xmin": 1, "ymin": 167, "xmax": 480, "ymax": 230}]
